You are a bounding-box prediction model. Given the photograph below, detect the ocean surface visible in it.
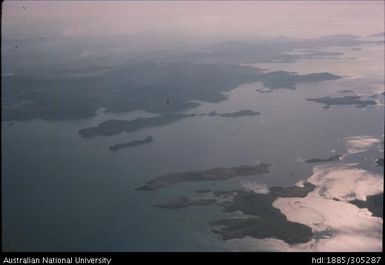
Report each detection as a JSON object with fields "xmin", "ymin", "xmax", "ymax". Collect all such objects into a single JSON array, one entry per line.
[{"xmin": 3, "ymin": 57, "xmax": 383, "ymax": 251}]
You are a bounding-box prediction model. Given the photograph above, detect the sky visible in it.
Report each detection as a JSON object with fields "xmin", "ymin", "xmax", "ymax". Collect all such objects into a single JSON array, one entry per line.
[{"xmin": 2, "ymin": 1, "xmax": 384, "ymax": 44}]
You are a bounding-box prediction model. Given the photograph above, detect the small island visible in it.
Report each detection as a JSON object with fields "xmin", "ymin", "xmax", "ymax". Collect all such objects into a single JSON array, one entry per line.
[
  {"xmin": 136, "ymin": 163, "xmax": 272, "ymax": 191},
  {"xmin": 257, "ymin": 71, "xmax": 341, "ymax": 90},
  {"xmin": 304, "ymin": 154, "xmax": 343, "ymax": 164},
  {"xmin": 79, "ymin": 113, "xmax": 194, "ymax": 138},
  {"xmin": 306, "ymin": 96, "xmax": 377, "ymax": 108},
  {"xmin": 206, "ymin": 110, "xmax": 260, "ymax": 118},
  {"xmin": 375, "ymin": 158, "xmax": 384, "ymax": 167},
  {"xmin": 109, "ymin": 136, "xmax": 153, "ymax": 151}
]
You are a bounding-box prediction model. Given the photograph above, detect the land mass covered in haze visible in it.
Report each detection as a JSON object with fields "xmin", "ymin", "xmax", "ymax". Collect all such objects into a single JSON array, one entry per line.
[{"xmin": 3, "ymin": 61, "xmax": 340, "ymax": 121}]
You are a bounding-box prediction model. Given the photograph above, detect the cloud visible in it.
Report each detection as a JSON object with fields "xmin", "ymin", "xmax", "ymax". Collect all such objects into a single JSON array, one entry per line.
[
  {"xmin": 344, "ymin": 135, "xmax": 381, "ymax": 154},
  {"xmin": 241, "ymin": 181, "xmax": 270, "ymax": 194}
]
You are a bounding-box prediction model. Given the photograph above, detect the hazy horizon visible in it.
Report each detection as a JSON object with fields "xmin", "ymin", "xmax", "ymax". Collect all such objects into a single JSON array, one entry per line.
[{"xmin": 2, "ymin": 1, "xmax": 384, "ymax": 44}]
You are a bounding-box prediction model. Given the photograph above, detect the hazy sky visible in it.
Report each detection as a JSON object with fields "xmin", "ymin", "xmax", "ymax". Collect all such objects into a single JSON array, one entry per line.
[{"xmin": 2, "ymin": 1, "xmax": 384, "ymax": 42}]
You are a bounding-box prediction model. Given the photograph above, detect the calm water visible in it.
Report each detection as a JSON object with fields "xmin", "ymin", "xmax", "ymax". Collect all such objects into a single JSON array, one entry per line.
[{"xmin": 2, "ymin": 50, "xmax": 384, "ymax": 250}]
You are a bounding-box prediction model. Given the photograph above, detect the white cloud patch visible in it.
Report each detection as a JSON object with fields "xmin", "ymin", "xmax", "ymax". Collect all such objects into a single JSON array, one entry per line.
[
  {"xmin": 241, "ymin": 181, "xmax": 269, "ymax": 194},
  {"xmin": 344, "ymin": 135, "xmax": 381, "ymax": 154}
]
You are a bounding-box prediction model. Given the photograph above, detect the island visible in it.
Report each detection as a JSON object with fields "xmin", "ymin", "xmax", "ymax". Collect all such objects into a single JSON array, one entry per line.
[
  {"xmin": 306, "ymin": 96, "xmax": 377, "ymax": 108},
  {"xmin": 136, "ymin": 163, "xmax": 272, "ymax": 191},
  {"xmin": 369, "ymin": 32, "xmax": 384, "ymax": 38},
  {"xmin": 304, "ymin": 154, "xmax": 343, "ymax": 164},
  {"xmin": 79, "ymin": 110, "xmax": 261, "ymax": 139},
  {"xmin": 109, "ymin": 136, "xmax": 153, "ymax": 151},
  {"xmin": 256, "ymin": 71, "xmax": 340, "ymax": 90},
  {"xmin": 255, "ymin": 88, "xmax": 273, "ymax": 94},
  {"xmin": 375, "ymin": 158, "xmax": 384, "ymax": 167},
  {"xmin": 78, "ymin": 113, "xmax": 194, "ymax": 138},
  {"xmin": 349, "ymin": 193, "xmax": 383, "ymax": 218},
  {"xmin": 154, "ymin": 181, "xmax": 316, "ymax": 244},
  {"xmin": 206, "ymin": 110, "xmax": 260, "ymax": 118}
]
